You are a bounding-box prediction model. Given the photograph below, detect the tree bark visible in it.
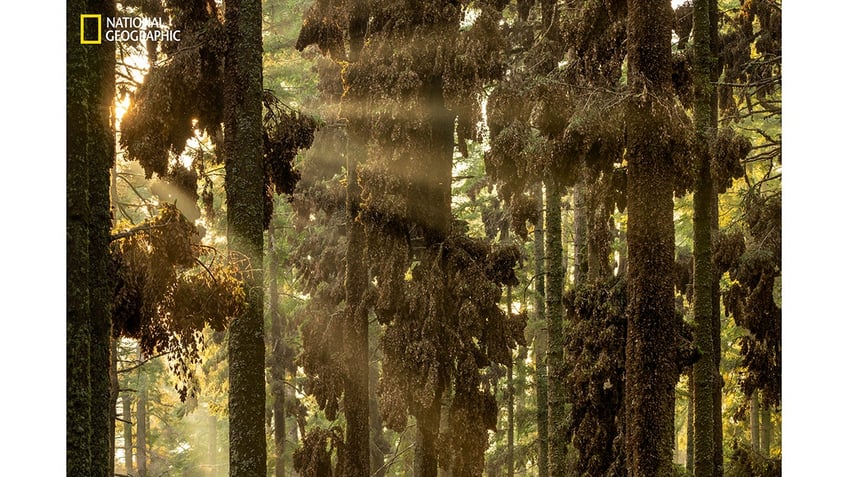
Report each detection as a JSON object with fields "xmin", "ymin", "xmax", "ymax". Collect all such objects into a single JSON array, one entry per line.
[
  {"xmin": 760, "ymin": 403, "xmax": 771, "ymax": 456},
  {"xmin": 269, "ymin": 221, "xmax": 287, "ymax": 477},
  {"xmin": 68, "ymin": 1, "xmax": 115, "ymax": 475},
  {"xmin": 68, "ymin": 1, "xmax": 94, "ymax": 474},
  {"xmin": 533, "ymin": 184, "xmax": 549, "ymax": 477},
  {"xmin": 342, "ymin": 123, "xmax": 371, "ymax": 477},
  {"xmin": 137, "ymin": 363, "xmax": 148, "ymax": 477},
  {"xmin": 692, "ymin": 1, "xmax": 717, "ymax": 475},
  {"xmin": 123, "ymin": 392, "xmax": 134, "ymax": 475},
  {"xmin": 414, "ymin": 400, "xmax": 442, "ymax": 477},
  {"xmin": 370, "ymin": 323, "xmax": 390, "ymax": 477},
  {"xmin": 687, "ymin": 370, "xmax": 695, "ymax": 474},
  {"xmin": 573, "ymin": 170, "xmax": 588, "ymax": 286},
  {"xmin": 208, "ymin": 411, "xmax": 218, "ymax": 476},
  {"xmin": 624, "ymin": 1, "xmax": 678, "ymax": 475},
  {"xmin": 224, "ymin": 0, "xmax": 267, "ymax": 475},
  {"xmin": 507, "ymin": 287, "xmax": 515, "ymax": 477},
  {"xmin": 750, "ymin": 392, "xmax": 760, "ymax": 453},
  {"xmin": 545, "ymin": 183, "xmax": 567, "ymax": 476}
]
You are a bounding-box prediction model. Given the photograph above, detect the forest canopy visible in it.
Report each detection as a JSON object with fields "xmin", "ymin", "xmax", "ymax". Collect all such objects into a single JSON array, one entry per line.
[{"xmin": 60, "ymin": 0, "xmax": 794, "ymax": 476}]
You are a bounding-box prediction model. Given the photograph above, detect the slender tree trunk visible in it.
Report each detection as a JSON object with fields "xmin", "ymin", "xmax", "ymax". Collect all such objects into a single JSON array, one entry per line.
[
  {"xmin": 760, "ymin": 403, "xmax": 771, "ymax": 456},
  {"xmin": 750, "ymin": 393, "xmax": 760, "ymax": 453},
  {"xmin": 370, "ymin": 323, "xmax": 390, "ymax": 477},
  {"xmin": 269, "ymin": 221, "xmax": 287, "ymax": 477},
  {"xmin": 208, "ymin": 411, "xmax": 218, "ymax": 477},
  {"xmin": 109, "ymin": 338, "xmax": 119, "ymax": 476},
  {"xmin": 586, "ymin": 173, "xmax": 613, "ymax": 282},
  {"xmin": 343, "ymin": 123, "xmax": 371, "ymax": 477},
  {"xmin": 343, "ymin": 3, "xmax": 372, "ymax": 473},
  {"xmin": 137, "ymin": 364, "xmax": 148, "ymax": 477},
  {"xmin": 123, "ymin": 392, "xmax": 134, "ymax": 475},
  {"xmin": 545, "ymin": 183, "xmax": 566, "ymax": 476},
  {"xmin": 507, "ymin": 287, "xmax": 515, "ymax": 477},
  {"xmin": 624, "ymin": 1, "xmax": 678, "ymax": 475},
  {"xmin": 224, "ymin": 0, "xmax": 267, "ymax": 475},
  {"xmin": 711, "ymin": 196, "xmax": 724, "ymax": 477},
  {"xmin": 706, "ymin": 0, "xmax": 724, "ymax": 471},
  {"xmin": 573, "ymin": 171, "xmax": 588, "ymax": 286},
  {"xmin": 533, "ymin": 184, "xmax": 549, "ymax": 477},
  {"xmin": 692, "ymin": 0, "xmax": 718, "ymax": 475},
  {"xmin": 687, "ymin": 370, "xmax": 695, "ymax": 474}
]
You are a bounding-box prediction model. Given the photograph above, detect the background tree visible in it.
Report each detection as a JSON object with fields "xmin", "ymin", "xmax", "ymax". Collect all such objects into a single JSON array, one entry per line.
[
  {"xmin": 623, "ymin": 0, "xmax": 695, "ymax": 474},
  {"xmin": 67, "ymin": 1, "xmax": 116, "ymax": 476}
]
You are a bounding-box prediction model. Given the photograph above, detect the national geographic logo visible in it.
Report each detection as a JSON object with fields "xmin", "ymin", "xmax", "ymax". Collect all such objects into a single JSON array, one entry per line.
[{"xmin": 80, "ymin": 14, "xmax": 181, "ymax": 44}]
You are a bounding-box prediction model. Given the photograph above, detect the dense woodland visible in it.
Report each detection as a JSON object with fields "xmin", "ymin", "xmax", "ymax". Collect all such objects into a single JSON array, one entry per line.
[{"xmin": 66, "ymin": 0, "xmax": 782, "ymax": 475}]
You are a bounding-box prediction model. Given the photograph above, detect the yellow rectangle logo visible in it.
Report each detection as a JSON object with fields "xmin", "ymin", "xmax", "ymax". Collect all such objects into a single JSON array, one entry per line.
[{"xmin": 80, "ymin": 14, "xmax": 102, "ymax": 44}]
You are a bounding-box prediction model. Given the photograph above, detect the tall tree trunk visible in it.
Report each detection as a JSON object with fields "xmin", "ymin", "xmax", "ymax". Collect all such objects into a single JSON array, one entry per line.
[
  {"xmin": 208, "ymin": 411, "xmax": 218, "ymax": 477},
  {"xmin": 269, "ymin": 221, "xmax": 287, "ymax": 477},
  {"xmin": 67, "ymin": 20, "xmax": 92, "ymax": 473},
  {"xmin": 750, "ymin": 393, "xmax": 760, "ymax": 454},
  {"xmin": 507, "ymin": 287, "xmax": 515, "ymax": 477},
  {"xmin": 409, "ymin": 72, "xmax": 455, "ymax": 477},
  {"xmin": 586, "ymin": 173, "xmax": 613, "ymax": 282},
  {"xmin": 499, "ymin": 214, "xmax": 515, "ymax": 477},
  {"xmin": 760, "ymin": 403, "xmax": 772, "ymax": 456},
  {"xmin": 343, "ymin": 125, "xmax": 371, "ymax": 477},
  {"xmin": 109, "ymin": 338, "xmax": 120, "ymax": 476},
  {"xmin": 573, "ymin": 171, "xmax": 588, "ymax": 286},
  {"xmin": 692, "ymin": 1, "xmax": 717, "ymax": 475},
  {"xmin": 711, "ymin": 197, "xmax": 724, "ymax": 477},
  {"xmin": 707, "ymin": 0, "xmax": 724, "ymax": 470},
  {"xmin": 137, "ymin": 364, "xmax": 148, "ymax": 477},
  {"xmin": 414, "ymin": 399, "xmax": 442, "ymax": 477},
  {"xmin": 533, "ymin": 184, "xmax": 549, "ymax": 477},
  {"xmin": 123, "ymin": 392, "xmax": 134, "ymax": 475},
  {"xmin": 224, "ymin": 0, "xmax": 267, "ymax": 475},
  {"xmin": 370, "ymin": 323, "xmax": 390, "ymax": 477},
  {"xmin": 687, "ymin": 370, "xmax": 695, "ymax": 474},
  {"xmin": 545, "ymin": 183, "xmax": 566, "ymax": 476},
  {"xmin": 624, "ymin": 1, "xmax": 678, "ymax": 475},
  {"xmin": 343, "ymin": 3, "xmax": 372, "ymax": 473}
]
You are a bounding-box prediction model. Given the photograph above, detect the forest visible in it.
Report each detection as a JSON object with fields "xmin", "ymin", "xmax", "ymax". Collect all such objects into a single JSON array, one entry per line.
[{"xmin": 65, "ymin": 0, "xmax": 783, "ymax": 476}]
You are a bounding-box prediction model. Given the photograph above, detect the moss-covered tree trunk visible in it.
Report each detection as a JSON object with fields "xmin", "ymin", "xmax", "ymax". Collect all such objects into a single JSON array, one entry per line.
[
  {"xmin": 88, "ymin": 3, "xmax": 116, "ymax": 477},
  {"xmin": 533, "ymin": 184, "xmax": 549, "ymax": 477},
  {"xmin": 67, "ymin": 1, "xmax": 93, "ymax": 474},
  {"xmin": 692, "ymin": 0, "xmax": 717, "ymax": 475},
  {"xmin": 709, "ymin": 1, "xmax": 724, "ymax": 470},
  {"xmin": 586, "ymin": 173, "xmax": 613, "ymax": 282},
  {"xmin": 412, "ymin": 74, "xmax": 455, "ymax": 477},
  {"xmin": 342, "ymin": 4, "xmax": 372, "ymax": 473},
  {"xmin": 687, "ymin": 370, "xmax": 695, "ymax": 473},
  {"xmin": 343, "ymin": 129, "xmax": 371, "ymax": 477},
  {"xmin": 545, "ymin": 183, "xmax": 566, "ymax": 476},
  {"xmin": 68, "ymin": 0, "xmax": 114, "ymax": 474},
  {"xmin": 370, "ymin": 323, "xmax": 390, "ymax": 477},
  {"xmin": 750, "ymin": 392, "xmax": 760, "ymax": 453},
  {"xmin": 573, "ymin": 174, "xmax": 588, "ymax": 286},
  {"xmin": 760, "ymin": 403, "xmax": 772, "ymax": 455},
  {"xmin": 268, "ymin": 221, "xmax": 286, "ymax": 477},
  {"xmin": 224, "ymin": 0, "xmax": 267, "ymax": 475},
  {"xmin": 623, "ymin": 1, "xmax": 678, "ymax": 475}
]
